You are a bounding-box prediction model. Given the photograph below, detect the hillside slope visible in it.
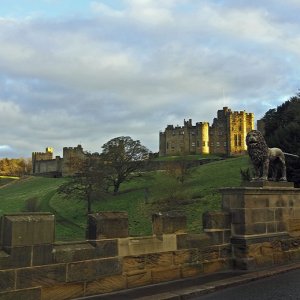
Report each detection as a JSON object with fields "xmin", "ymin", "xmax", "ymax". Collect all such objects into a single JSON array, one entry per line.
[{"xmin": 0, "ymin": 156, "xmax": 250, "ymax": 240}]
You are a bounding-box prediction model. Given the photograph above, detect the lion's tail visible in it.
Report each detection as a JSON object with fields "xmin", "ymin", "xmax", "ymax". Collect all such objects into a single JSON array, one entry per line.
[{"xmin": 283, "ymin": 152, "xmax": 300, "ymax": 159}]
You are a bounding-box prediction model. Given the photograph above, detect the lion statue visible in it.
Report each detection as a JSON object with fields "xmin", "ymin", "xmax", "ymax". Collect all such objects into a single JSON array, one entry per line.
[{"xmin": 246, "ymin": 130, "xmax": 287, "ymax": 181}]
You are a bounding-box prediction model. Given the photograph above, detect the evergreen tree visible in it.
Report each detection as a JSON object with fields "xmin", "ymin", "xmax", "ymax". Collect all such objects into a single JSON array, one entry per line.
[{"xmin": 262, "ymin": 93, "xmax": 300, "ymax": 184}]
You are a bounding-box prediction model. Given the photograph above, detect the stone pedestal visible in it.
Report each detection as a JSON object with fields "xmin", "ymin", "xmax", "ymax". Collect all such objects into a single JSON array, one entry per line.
[
  {"xmin": 220, "ymin": 182, "xmax": 300, "ymax": 269},
  {"xmin": 152, "ymin": 212, "xmax": 186, "ymax": 235},
  {"xmin": 86, "ymin": 212, "xmax": 129, "ymax": 240}
]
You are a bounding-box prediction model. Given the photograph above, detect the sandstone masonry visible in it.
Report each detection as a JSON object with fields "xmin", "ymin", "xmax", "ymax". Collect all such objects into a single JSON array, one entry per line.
[{"xmin": 159, "ymin": 107, "xmax": 254, "ymax": 156}]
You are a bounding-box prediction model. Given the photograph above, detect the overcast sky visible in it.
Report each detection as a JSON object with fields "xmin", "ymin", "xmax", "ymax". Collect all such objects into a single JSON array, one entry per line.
[{"xmin": 0, "ymin": 0, "xmax": 299, "ymax": 158}]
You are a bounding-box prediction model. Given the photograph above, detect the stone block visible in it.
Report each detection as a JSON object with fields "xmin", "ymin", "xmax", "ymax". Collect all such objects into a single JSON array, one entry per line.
[
  {"xmin": 16, "ymin": 264, "xmax": 67, "ymax": 289},
  {"xmin": 151, "ymin": 266, "xmax": 181, "ymax": 283},
  {"xmin": 203, "ymin": 259, "xmax": 230, "ymax": 273},
  {"xmin": 181, "ymin": 264, "xmax": 203, "ymax": 278},
  {"xmin": 289, "ymin": 219, "xmax": 300, "ymax": 236},
  {"xmin": 54, "ymin": 242, "xmax": 95, "ymax": 263},
  {"xmin": 90, "ymin": 239, "xmax": 118, "ymax": 258},
  {"xmin": 67, "ymin": 257, "xmax": 122, "ymax": 282},
  {"xmin": 1, "ymin": 213, "xmax": 55, "ymax": 247},
  {"xmin": 202, "ymin": 211, "xmax": 231, "ymax": 230},
  {"xmin": 176, "ymin": 233, "xmax": 211, "ymax": 250},
  {"xmin": 233, "ymin": 257, "xmax": 255, "ymax": 270},
  {"xmin": 288, "ymin": 249, "xmax": 300, "ymax": 261},
  {"xmin": 33, "ymin": 244, "xmax": 53, "ymax": 266},
  {"xmin": 202, "ymin": 246, "xmax": 219, "ymax": 261},
  {"xmin": 41, "ymin": 283, "xmax": 84, "ymax": 300},
  {"xmin": 220, "ymin": 245, "xmax": 232, "ymax": 259},
  {"xmin": 273, "ymin": 252, "xmax": 289, "ymax": 265},
  {"xmin": 0, "ymin": 270, "xmax": 15, "ymax": 292},
  {"xmin": 0, "ymin": 246, "xmax": 32, "ymax": 269},
  {"xmin": 123, "ymin": 255, "xmax": 146, "ymax": 272},
  {"xmin": 126, "ymin": 270, "xmax": 152, "ymax": 288},
  {"xmin": 145, "ymin": 252, "xmax": 173, "ymax": 269},
  {"xmin": 0, "ymin": 288, "xmax": 41, "ymax": 300},
  {"xmin": 254, "ymin": 255, "xmax": 274, "ymax": 267},
  {"xmin": 86, "ymin": 275, "xmax": 126, "ymax": 296},
  {"xmin": 86, "ymin": 212, "xmax": 129, "ymax": 239},
  {"xmin": 152, "ymin": 212, "xmax": 186, "ymax": 235},
  {"xmin": 233, "ymin": 223, "xmax": 267, "ymax": 235},
  {"xmin": 173, "ymin": 249, "xmax": 199, "ymax": 265},
  {"xmin": 204, "ymin": 230, "xmax": 226, "ymax": 245}
]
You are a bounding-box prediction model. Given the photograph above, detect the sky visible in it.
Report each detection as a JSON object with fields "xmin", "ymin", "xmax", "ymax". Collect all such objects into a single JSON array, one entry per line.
[{"xmin": 0, "ymin": 0, "xmax": 299, "ymax": 158}]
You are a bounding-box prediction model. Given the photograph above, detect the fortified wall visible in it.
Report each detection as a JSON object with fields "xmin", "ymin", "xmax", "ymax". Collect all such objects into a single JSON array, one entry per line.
[
  {"xmin": 32, "ymin": 145, "xmax": 87, "ymax": 177},
  {"xmin": 159, "ymin": 107, "xmax": 254, "ymax": 157},
  {"xmin": 1, "ymin": 181, "xmax": 300, "ymax": 299}
]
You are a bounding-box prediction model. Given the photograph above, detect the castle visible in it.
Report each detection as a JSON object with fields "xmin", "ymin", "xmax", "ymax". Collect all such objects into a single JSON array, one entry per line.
[
  {"xmin": 32, "ymin": 145, "xmax": 87, "ymax": 177},
  {"xmin": 159, "ymin": 107, "xmax": 254, "ymax": 156}
]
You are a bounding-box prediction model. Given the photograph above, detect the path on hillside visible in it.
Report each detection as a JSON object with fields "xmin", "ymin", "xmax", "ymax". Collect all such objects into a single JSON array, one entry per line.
[{"xmin": 39, "ymin": 190, "xmax": 85, "ymax": 239}]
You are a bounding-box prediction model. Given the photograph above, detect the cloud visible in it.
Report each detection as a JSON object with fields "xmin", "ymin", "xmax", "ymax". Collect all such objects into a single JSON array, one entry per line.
[{"xmin": 0, "ymin": 0, "xmax": 299, "ymax": 157}]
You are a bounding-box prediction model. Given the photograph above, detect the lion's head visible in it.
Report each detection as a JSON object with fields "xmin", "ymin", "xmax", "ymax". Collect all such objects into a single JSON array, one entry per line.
[{"xmin": 246, "ymin": 130, "xmax": 268, "ymax": 164}]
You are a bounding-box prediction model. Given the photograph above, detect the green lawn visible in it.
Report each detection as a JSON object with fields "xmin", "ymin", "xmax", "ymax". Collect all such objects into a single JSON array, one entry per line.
[{"xmin": 0, "ymin": 156, "xmax": 250, "ymax": 241}]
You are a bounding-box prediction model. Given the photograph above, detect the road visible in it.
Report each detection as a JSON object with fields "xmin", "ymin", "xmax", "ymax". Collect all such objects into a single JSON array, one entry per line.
[{"xmin": 194, "ymin": 268, "xmax": 300, "ymax": 300}]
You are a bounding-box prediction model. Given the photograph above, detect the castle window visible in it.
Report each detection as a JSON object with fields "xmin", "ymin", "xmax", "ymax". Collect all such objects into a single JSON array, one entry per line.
[
  {"xmin": 191, "ymin": 142, "xmax": 195, "ymax": 147},
  {"xmin": 211, "ymin": 142, "xmax": 214, "ymax": 146},
  {"xmin": 202, "ymin": 141, "xmax": 206, "ymax": 146},
  {"xmin": 172, "ymin": 131, "xmax": 176, "ymax": 135},
  {"xmin": 197, "ymin": 141, "xmax": 200, "ymax": 147},
  {"xmin": 167, "ymin": 142, "xmax": 169, "ymax": 149},
  {"xmin": 238, "ymin": 134, "xmax": 242, "ymax": 146},
  {"xmin": 224, "ymin": 142, "xmax": 227, "ymax": 146},
  {"xmin": 216, "ymin": 142, "xmax": 220, "ymax": 147}
]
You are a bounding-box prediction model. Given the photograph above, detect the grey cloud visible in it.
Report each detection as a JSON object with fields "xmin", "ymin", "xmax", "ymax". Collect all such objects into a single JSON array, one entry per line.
[{"xmin": 0, "ymin": 0, "xmax": 299, "ymax": 157}]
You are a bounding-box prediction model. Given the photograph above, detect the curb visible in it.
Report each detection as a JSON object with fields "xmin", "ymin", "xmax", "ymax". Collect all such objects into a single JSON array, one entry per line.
[{"xmin": 137, "ymin": 262, "xmax": 300, "ymax": 299}]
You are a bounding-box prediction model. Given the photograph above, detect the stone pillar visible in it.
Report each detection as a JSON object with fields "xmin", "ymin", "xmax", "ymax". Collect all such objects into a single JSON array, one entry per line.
[
  {"xmin": 0, "ymin": 213, "xmax": 55, "ymax": 268},
  {"xmin": 203, "ymin": 211, "xmax": 231, "ymax": 245},
  {"xmin": 86, "ymin": 212, "xmax": 129, "ymax": 240},
  {"xmin": 152, "ymin": 212, "xmax": 187, "ymax": 235},
  {"xmin": 221, "ymin": 181, "xmax": 298, "ymax": 269}
]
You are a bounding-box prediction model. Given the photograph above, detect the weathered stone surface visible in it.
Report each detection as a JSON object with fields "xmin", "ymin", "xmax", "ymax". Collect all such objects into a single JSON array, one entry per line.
[
  {"xmin": 202, "ymin": 246, "xmax": 219, "ymax": 261},
  {"xmin": 0, "ymin": 246, "xmax": 32, "ymax": 269},
  {"xmin": 0, "ymin": 270, "xmax": 15, "ymax": 292},
  {"xmin": 86, "ymin": 275, "xmax": 126, "ymax": 295},
  {"xmin": 203, "ymin": 259, "xmax": 230, "ymax": 273},
  {"xmin": 33, "ymin": 244, "xmax": 53, "ymax": 266},
  {"xmin": 177, "ymin": 233, "xmax": 211, "ymax": 250},
  {"xmin": 204, "ymin": 230, "xmax": 229, "ymax": 245},
  {"xmin": 145, "ymin": 252, "xmax": 173, "ymax": 269},
  {"xmin": 54, "ymin": 242, "xmax": 95, "ymax": 263},
  {"xmin": 90, "ymin": 239, "xmax": 118, "ymax": 258},
  {"xmin": 1, "ymin": 213, "xmax": 55, "ymax": 247},
  {"xmin": 202, "ymin": 211, "xmax": 230, "ymax": 229},
  {"xmin": 17, "ymin": 264, "xmax": 66, "ymax": 289},
  {"xmin": 86, "ymin": 212, "xmax": 129, "ymax": 240},
  {"xmin": 0, "ymin": 288, "xmax": 41, "ymax": 300},
  {"xmin": 126, "ymin": 270, "xmax": 152, "ymax": 288},
  {"xmin": 41, "ymin": 283, "xmax": 84, "ymax": 300},
  {"xmin": 151, "ymin": 266, "xmax": 181, "ymax": 283},
  {"xmin": 289, "ymin": 219, "xmax": 300, "ymax": 235},
  {"xmin": 152, "ymin": 212, "xmax": 186, "ymax": 235},
  {"xmin": 254, "ymin": 255, "xmax": 273, "ymax": 267},
  {"xmin": 181, "ymin": 264, "xmax": 203, "ymax": 278},
  {"xmin": 173, "ymin": 249, "xmax": 199, "ymax": 265},
  {"xmin": 67, "ymin": 257, "xmax": 122, "ymax": 282},
  {"xmin": 123, "ymin": 255, "xmax": 146, "ymax": 272}
]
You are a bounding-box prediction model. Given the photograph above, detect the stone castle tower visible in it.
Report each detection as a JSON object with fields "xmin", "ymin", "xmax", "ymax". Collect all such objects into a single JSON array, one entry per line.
[{"xmin": 159, "ymin": 107, "xmax": 254, "ymax": 157}]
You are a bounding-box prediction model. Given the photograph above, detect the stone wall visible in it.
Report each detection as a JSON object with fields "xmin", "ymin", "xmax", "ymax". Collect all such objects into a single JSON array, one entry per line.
[
  {"xmin": 0, "ymin": 212, "xmax": 230, "ymax": 300},
  {"xmin": 2, "ymin": 182, "xmax": 300, "ymax": 299}
]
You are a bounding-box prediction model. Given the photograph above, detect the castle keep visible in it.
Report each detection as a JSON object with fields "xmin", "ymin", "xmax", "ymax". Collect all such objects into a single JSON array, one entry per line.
[{"xmin": 159, "ymin": 107, "xmax": 254, "ymax": 156}]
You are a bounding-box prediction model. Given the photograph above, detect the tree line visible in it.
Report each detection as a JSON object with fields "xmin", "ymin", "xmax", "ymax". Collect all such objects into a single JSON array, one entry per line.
[
  {"xmin": 0, "ymin": 158, "xmax": 32, "ymax": 177},
  {"xmin": 262, "ymin": 92, "xmax": 300, "ymax": 185}
]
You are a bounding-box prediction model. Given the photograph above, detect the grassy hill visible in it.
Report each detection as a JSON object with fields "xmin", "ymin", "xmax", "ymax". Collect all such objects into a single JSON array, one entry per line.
[{"xmin": 0, "ymin": 155, "xmax": 250, "ymax": 241}]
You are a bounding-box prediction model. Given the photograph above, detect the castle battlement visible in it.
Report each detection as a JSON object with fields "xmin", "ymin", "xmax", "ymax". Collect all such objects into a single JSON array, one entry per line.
[{"xmin": 159, "ymin": 107, "xmax": 254, "ymax": 157}]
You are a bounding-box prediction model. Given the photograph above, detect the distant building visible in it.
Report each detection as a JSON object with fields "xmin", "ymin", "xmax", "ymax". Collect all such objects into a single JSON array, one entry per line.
[
  {"xmin": 32, "ymin": 145, "xmax": 87, "ymax": 177},
  {"xmin": 159, "ymin": 107, "xmax": 254, "ymax": 157}
]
